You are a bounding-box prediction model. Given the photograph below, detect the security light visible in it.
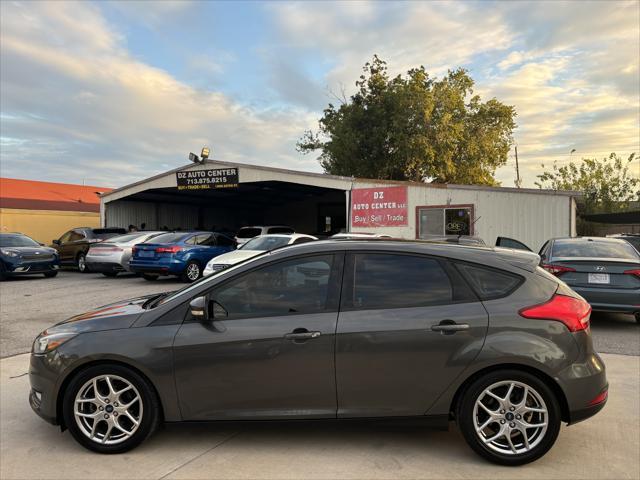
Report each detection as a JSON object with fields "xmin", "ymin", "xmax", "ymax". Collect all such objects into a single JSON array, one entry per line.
[{"xmin": 201, "ymin": 146, "xmax": 210, "ymax": 160}]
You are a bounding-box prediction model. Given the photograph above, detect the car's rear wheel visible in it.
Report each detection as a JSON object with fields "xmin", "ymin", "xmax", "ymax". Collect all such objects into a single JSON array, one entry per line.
[
  {"xmin": 44, "ymin": 271, "xmax": 58, "ymax": 278},
  {"xmin": 181, "ymin": 261, "xmax": 201, "ymax": 283},
  {"xmin": 62, "ymin": 364, "xmax": 160, "ymax": 454},
  {"xmin": 77, "ymin": 253, "xmax": 88, "ymax": 273},
  {"xmin": 457, "ymin": 370, "xmax": 561, "ymax": 466},
  {"xmin": 102, "ymin": 272, "xmax": 118, "ymax": 278},
  {"xmin": 142, "ymin": 274, "xmax": 158, "ymax": 281}
]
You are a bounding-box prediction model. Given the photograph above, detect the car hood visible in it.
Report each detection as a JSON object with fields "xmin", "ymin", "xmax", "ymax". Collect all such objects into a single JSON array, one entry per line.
[
  {"xmin": 45, "ymin": 294, "xmax": 159, "ymax": 335},
  {"xmin": 209, "ymin": 249, "xmax": 262, "ymax": 265}
]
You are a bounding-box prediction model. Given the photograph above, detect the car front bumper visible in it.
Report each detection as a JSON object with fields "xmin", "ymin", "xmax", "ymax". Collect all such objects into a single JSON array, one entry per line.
[
  {"xmin": 29, "ymin": 353, "xmax": 61, "ymax": 426},
  {"xmin": 2, "ymin": 259, "xmax": 59, "ymax": 276}
]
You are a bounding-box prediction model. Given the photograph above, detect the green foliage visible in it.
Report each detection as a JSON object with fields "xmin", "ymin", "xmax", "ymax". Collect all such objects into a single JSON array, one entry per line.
[
  {"xmin": 535, "ymin": 153, "xmax": 640, "ymax": 214},
  {"xmin": 297, "ymin": 55, "xmax": 516, "ymax": 185}
]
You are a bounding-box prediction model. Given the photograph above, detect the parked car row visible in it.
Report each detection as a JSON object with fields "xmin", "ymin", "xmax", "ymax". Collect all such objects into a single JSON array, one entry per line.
[{"xmin": 3, "ymin": 228, "xmax": 640, "ymax": 323}]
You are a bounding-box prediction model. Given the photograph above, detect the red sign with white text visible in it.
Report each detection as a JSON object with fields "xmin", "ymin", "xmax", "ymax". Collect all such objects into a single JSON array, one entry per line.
[{"xmin": 351, "ymin": 186, "xmax": 408, "ymax": 227}]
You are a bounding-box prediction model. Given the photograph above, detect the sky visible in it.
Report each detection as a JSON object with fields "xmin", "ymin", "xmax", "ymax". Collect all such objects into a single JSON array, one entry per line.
[{"xmin": 1, "ymin": 0, "xmax": 638, "ymax": 189}]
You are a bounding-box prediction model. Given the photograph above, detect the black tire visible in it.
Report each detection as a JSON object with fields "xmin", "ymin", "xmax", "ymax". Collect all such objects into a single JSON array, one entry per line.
[
  {"xmin": 142, "ymin": 274, "xmax": 158, "ymax": 281},
  {"xmin": 102, "ymin": 272, "xmax": 118, "ymax": 278},
  {"xmin": 457, "ymin": 369, "xmax": 561, "ymax": 466},
  {"xmin": 44, "ymin": 271, "xmax": 58, "ymax": 278},
  {"xmin": 77, "ymin": 253, "xmax": 88, "ymax": 273},
  {"xmin": 635, "ymin": 312, "xmax": 639, "ymax": 324},
  {"xmin": 181, "ymin": 260, "xmax": 201, "ymax": 283},
  {"xmin": 62, "ymin": 364, "xmax": 160, "ymax": 454}
]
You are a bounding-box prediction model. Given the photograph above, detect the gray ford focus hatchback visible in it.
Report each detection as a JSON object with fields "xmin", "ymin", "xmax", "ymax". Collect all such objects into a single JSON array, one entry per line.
[{"xmin": 29, "ymin": 240, "xmax": 607, "ymax": 465}]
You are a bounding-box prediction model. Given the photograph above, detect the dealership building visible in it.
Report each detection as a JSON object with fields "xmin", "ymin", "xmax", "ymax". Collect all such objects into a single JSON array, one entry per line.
[{"xmin": 100, "ymin": 160, "xmax": 579, "ymax": 251}]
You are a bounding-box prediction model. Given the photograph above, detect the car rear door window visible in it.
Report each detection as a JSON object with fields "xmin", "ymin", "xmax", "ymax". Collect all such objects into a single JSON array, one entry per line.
[
  {"xmin": 455, "ymin": 263, "xmax": 522, "ymax": 300},
  {"xmin": 342, "ymin": 253, "xmax": 470, "ymax": 310},
  {"xmin": 211, "ymin": 255, "xmax": 336, "ymax": 319}
]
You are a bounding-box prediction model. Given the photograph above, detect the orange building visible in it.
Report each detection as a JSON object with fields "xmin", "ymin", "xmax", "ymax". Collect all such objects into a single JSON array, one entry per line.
[{"xmin": 0, "ymin": 178, "xmax": 112, "ymax": 244}]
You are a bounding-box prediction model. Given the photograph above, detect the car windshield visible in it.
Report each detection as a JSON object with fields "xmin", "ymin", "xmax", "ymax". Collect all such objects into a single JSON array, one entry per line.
[
  {"xmin": 237, "ymin": 228, "xmax": 262, "ymax": 239},
  {"xmin": 242, "ymin": 236, "xmax": 291, "ymax": 251},
  {"xmin": 552, "ymin": 239, "xmax": 640, "ymax": 259},
  {"xmin": 0, "ymin": 234, "xmax": 40, "ymax": 247},
  {"xmin": 146, "ymin": 232, "xmax": 188, "ymax": 244}
]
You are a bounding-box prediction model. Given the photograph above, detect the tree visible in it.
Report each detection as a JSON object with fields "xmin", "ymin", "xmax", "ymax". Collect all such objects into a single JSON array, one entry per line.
[
  {"xmin": 297, "ymin": 55, "xmax": 517, "ymax": 185},
  {"xmin": 535, "ymin": 153, "xmax": 640, "ymax": 213}
]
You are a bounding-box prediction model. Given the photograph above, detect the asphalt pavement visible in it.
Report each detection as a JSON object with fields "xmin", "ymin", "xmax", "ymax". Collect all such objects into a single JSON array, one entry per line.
[{"xmin": 1, "ymin": 271, "xmax": 638, "ymax": 358}]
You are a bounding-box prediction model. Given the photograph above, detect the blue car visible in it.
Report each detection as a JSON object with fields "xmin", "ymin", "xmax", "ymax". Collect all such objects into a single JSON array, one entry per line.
[
  {"xmin": 0, "ymin": 233, "xmax": 59, "ymax": 280},
  {"xmin": 129, "ymin": 231, "xmax": 236, "ymax": 282}
]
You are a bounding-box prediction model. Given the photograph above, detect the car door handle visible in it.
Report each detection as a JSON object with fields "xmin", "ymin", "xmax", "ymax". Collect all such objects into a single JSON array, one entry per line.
[
  {"xmin": 431, "ymin": 321, "xmax": 469, "ymax": 334},
  {"xmin": 284, "ymin": 330, "xmax": 321, "ymax": 341}
]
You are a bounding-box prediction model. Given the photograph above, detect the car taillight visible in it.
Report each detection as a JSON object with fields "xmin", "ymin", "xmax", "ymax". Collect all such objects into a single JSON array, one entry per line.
[
  {"xmin": 156, "ymin": 246, "xmax": 182, "ymax": 254},
  {"xmin": 541, "ymin": 264, "xmax": 576, "ymax": 276},
  {"xmin": 519, "ymin": 294, "xmax": 592, "ymax": 332},
  {"xmin": 623, "ymin": 268, "xmax": 640, "ymax": 279}
]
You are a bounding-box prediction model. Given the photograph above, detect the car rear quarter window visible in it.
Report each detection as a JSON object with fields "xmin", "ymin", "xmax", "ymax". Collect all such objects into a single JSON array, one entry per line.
[
  {"xmin": 455, "ymin": 263, "xmax": 522, "ymax": 300},
  {"xmin": 343, "ymin": 253, "xmax": 471, "ymax": 310},
  {"xmin": 552, "ymin": 239, "xmax": 639, "ymax": 259}
]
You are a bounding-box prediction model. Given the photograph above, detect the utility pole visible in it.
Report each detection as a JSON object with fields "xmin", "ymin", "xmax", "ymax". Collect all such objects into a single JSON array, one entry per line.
[{"xmin": 514, "ymin": 146, "xmax": 521, "ymax": 188}]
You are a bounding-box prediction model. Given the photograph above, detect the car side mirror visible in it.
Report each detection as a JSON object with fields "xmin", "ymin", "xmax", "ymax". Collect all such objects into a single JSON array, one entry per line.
[
  {"xmin": 52, "ymin": 239, "xmax": 60, "ymax": 245},
  {"xmin": 189, "ymin": 296, "xmax": 208, "ymax": 321}
]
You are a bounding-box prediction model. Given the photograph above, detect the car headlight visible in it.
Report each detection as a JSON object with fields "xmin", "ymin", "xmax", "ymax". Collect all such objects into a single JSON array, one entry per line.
[
  {"xmin": 32, "ymin": 331, "xmax": 76, "ymax": 354},
  {"xmin": 0, "ymin": 249, "xmax": 19, "ymax": 257}
]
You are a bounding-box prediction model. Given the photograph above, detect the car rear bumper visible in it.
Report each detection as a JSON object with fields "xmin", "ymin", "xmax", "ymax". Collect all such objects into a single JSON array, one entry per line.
[
  {"xmin": 85, "ymin": 261, "xmax": 127, "ymax": 273},
  {"xmin": 570, "ymin": 286, "xmax": 640, "ymax": 313},
  {"xmin": 129, "ymin": 257, "xmax": 186, "ymax": 275},
  {"xmin": 86, "ymin": 252, "xmax": 129, "ymax": 272}
]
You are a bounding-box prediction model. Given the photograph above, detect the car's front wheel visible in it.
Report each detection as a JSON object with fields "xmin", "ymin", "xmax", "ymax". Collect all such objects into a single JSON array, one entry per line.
[
  {"xmin": 457, "ymin": 370, "xmax": 561, "ymax": 466},
  {"xmin": 62, "ymin": 364, "xmax": 160, "ymax": 454}
]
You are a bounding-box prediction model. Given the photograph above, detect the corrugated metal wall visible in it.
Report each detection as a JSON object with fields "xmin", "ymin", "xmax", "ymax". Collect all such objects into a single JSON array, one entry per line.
[
  {"xmin": 105, "ymin": 200, "xmax": 198, "ymax": 230},
  {"xmin": 353, "ymin": 182, "xmax": 572, "ymax": 251}
]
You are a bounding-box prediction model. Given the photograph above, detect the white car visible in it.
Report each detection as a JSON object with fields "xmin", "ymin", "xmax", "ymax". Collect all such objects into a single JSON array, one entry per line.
[
  {"xmin": 85, "ymin": 231, "xmax": 165, "ymax": 276},
  {"xmin": 203, "ymin": 233, "xmax": 317, "ymax": 276},
  {"xmin": 235, "ymin": 226, "xmax": 295, "ymax": 246}
]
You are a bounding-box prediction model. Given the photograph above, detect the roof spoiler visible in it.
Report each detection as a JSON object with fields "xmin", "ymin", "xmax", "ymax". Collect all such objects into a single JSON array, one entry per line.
[{"xmin": 494, "ymin": 248, "xmax": 541, "ymax": 272}]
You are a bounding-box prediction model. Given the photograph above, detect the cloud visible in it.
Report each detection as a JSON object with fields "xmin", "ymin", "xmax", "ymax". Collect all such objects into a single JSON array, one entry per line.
[
  {"xmin": 269, "ymin": 0, "xmax": 639, "ymax": 186},
  {"xmin": 0, "ymin": 1, "xmax": 319, "ymax": 187}
]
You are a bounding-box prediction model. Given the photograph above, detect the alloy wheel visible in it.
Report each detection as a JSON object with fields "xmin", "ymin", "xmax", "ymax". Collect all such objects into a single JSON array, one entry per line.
[
  {"xmin": 186, "ymin": 263, "xmax": 200, "ymax": 281},
  {"xmin": 473, "ymin": 380, "xmax": 548, "ymax": 455},
  {"xmin": 73, "ymin": 374, "xmax": 143, "ymax": 445}
]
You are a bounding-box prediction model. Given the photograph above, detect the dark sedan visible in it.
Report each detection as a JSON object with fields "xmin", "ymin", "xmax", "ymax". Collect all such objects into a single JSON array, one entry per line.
[
  {"xmin": 29, "ymin": 240, "xmax": 607, "ymax": 465},
  {"xmin": 0, "ymin": 233, "xmax": 59, "ymax": 279},
  {"xmin": 539, "ymin": 237, "xmax": 640, "ymax": 322}
]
